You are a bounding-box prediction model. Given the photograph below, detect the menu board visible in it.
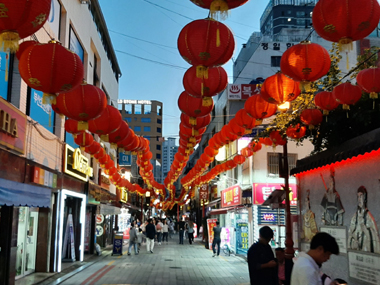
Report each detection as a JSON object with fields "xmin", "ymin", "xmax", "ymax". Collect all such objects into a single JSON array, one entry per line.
[{"xmin": 236, "ymin": 221, "xmax": 249, "ymax": 253}]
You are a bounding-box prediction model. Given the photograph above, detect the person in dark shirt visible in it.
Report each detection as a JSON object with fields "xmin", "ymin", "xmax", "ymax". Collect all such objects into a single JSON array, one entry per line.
[
  {"xmin": 247, "ymin": 226, "xmax": 278, "ymax": 285},
  {"xmin": 212, "ymin": 221, "xmax": 222, "ymax": 257},
  {"xmin": 145, "ymin": 219, "xmax": 156, "ymax": 253},
  {"xmin": 178, "ymin": 219, "xmax": 186, "ymax": 244}
]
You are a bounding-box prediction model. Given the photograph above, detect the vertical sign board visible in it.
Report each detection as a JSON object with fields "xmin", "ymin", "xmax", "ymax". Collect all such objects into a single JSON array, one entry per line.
[
  {"xmin": 207, "ymin": 218, "xmax": 218, "ymax": 250},
  {"xmin": 0, "ymin": 97, "xmax": 27, "ymax": 153},
  {"xmin": 199, "ymin": 184, "xmax": 209, "ymax": 202},
  {"xmin": 236, "ymin": 221, "xmax": 249, "ymax": 253},
  {"xmin": 211, "ymin": 185, "xmax": 218, "ymax": 199},
  {"xmin": 84, "ymin": 212, "xmax": 91, "ymax": 252},
  {"xmin": 221, "ymin": 185, "xmax": 242, "ymax": 208},
  {"xmin": 0, "ymin": 51, "xmax": 9, "ymax": 100}
]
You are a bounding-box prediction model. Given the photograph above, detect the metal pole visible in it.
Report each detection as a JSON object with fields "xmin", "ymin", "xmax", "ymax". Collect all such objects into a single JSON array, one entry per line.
[
  {"xmin": 177, "ymin": 203, "xmax": 179, "ymax": 222},
  {"xmin": 141, "ymin": 196, "xmax": 144, "ymax": 222},
  {"xmin": 283, "ymin": 141, "xmax": 294, "ymax": 258}
]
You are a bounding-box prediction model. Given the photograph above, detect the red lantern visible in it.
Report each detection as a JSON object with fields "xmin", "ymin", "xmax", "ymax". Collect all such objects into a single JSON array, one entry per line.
[
  {"xmin": 74, "ymin": 132, "xmax": 94, "ymax": 148},
  {"xmin": 108, "ymin": 121, "xmax": 130, "ymax": 148},
  {"xmin": 300, "ymin": 109, "xmax": 323, "ymax": 128},
  {"xmin": 270, "ymin": 131, "xmax": 287, "ymax": 146},
  {"xmin": 280, "ymin": 41, "xmax": 331, "ymax": 90},
  {"xmin": 181, "ymin": 113, "xmax": 211, "ymax": 129},
  {"xmin": 88, "ymin": 105, "xmax": 122, "ymax": 141},
  {"xmin": 233, "ymin": 154, "xmax": 246, "ymax": 165},
  {"xmin": 94, "ymin": 148, "xmax": 105, "ymax": 160},
  {"xmin": 333, "ymin": 82, "xmax": 362, "ymax": 109},
  {"xmin": 18, "ymin": 42, "xmax": 84, "ymax": 104},
  {"xmin": 65, "ymin": 119, "xmax": 83, "ymax": 135},
  {"xmin": 260, "ymin": 72, "xmax": 301, "ymax": 104},
  {"xmin": 356, "ymin": 68, "xmax": 380, "ymax": 99},
  {"xmin": 55, "ymin": 83, "xmax": 107, "ymax": 130},
  {"xmin": 235, "ymin": 109, "xmax": 256, "ymax": 130},
  {"xmin": 221, "ymin": 125, "xmax": 238, "ymax": 142},
  {"xmin": 250, "ymin": 141, "xmax": 262, "ymax": 152},
  {"xmin": 241, "ymin": 147, "xmax": 253, "ymax": 158},
  {"xmin": 0, "ymin": 0, "xmax": 51, "ymax": 52},
  {"xmin": 286, "ymin": 124, "xmax": 306, "ymax": 140},
  {"xmin": 183, "ymin": 66, "xmax": 228, "ymax": 98},
  {"xmin": 178, "ymin": 19, "xmax": 235, "ymax": 70},
  {"xmin": 244, "ymin": 94, "xmax": 277, "ymax": 120},
  {"xmin": 228, "ymin": 118, "xmax": 246, "ymax": 137},
  {"xmin": 84, "ymin": 141, "xmax": 101, "ymax": 156},
  {"xmin": 204, "ymin": 146, "xmax": 219, "ymax": 158},
  {"xmin": 16, "ymin": 40, "xmax": 37, "ymax": 60},
  {"xmin": 312, "ymin": 0, "xmax": 380, "ymax": 48},
  {"xmin": 314, "ymin": 91, "xmax": 340, "ymax": 114},
  {"xmin": 99, "ymin": 154, "xmax": 111, "ymax": 166},
  {"xmin": 178, "ymin": 92, "xmax": 214, "ymax": 117},
  {"xmin": 190, "ymin": 0, "xmax": 250, "ymax": 18},
  {"xmin": 259, "ymin": 137, "xmax": 272, "ymax": 147}
]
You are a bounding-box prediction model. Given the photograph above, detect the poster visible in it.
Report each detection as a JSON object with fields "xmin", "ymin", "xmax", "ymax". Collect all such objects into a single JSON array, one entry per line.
[
  {"xmin": 236, "ymin": 221, "xmax": 249, "ymax": 254},
  {"xmin": 84, "ymin": 212, "xmax": 91, "ymax": 252},
  {"xmin": 348, "ymin": 251, "xmax": 380, "ymax": 285},
  {"xmin": 320, "ymin": 226, "xmax": 347, "ymax": 254},
  {"xmin": 207, "ymin": 218, "xmax": 217, "ymax": 250}
]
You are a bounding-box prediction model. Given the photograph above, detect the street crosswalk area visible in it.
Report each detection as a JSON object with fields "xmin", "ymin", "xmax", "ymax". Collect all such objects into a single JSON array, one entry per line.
[{"xmin": 60, "ymin": 237, "xmax": 250, "ymax": 285}]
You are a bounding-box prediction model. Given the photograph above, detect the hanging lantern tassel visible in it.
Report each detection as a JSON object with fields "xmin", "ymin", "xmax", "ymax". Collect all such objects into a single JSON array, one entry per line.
[
  {"xmin": 256, "ymin": 119, "xmax": 263, "ymax": 125},
  {"xmin": 42, "ymin": 93, "xmax": 57, "ymax": 105},
  {"xmin": 210, "ymin": 0, "xmax": 229, "ymax": 20},
  {"xmin": 100, "ymin": 134, "xmax": 109, "ymax": 142},
  {"xmin": 338, "ymin": 38, "xmax": 353, "ymax": 52},
  {"xmin": 309, "ymin": 125, "xmax": 315, "ymax": 130},
  {"xmin": 216, "ymin": 28, "xmax": 220, "ymax": 47},
  {"xmin": 342, "ymin": 104, "xmax": 350, "ymax": 110},
  {"xmin": 0, "ymin": 31, "xmax": 20, "ymax": 53},
  {"xmin": 196, "ymin": 66, "xmax": 208, "ymax": 79},
  {"xmin": 192, "ymin": 128, "xmax": 199, "ymax": 136},
  {"xmin": 245, "ymin": 129, "xmax": 252, "ymax": 135},
  {"xmin": 110, "ymin": 143, "xmax": 117, "ymax": 149},
  {"xmin": 323, "ymin": 110, "xmax": 329, "ymax": 115},
  {"xmin": 78, "ymin": 121, "xmax": 89, "ymax": 131},
  {"xmin": 202, "ymin": 97, "xmax": 213, "ymax": 107},
  {"xmin": 370, "ymin": 92, "xmax": 378, "ymax": 100},
  {"xmin": 189, "ymin": 117, "xmax": 197, "ymax": 126},
  {"xmin": 300, "ymin": 81, "xmax": 312, "ymax": 93}
]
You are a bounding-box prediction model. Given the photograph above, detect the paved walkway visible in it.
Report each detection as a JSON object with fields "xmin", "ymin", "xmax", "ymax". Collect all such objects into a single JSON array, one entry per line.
[{"xmin": 59, "ymin": 236, "xmax": 250, "ymax": 285}]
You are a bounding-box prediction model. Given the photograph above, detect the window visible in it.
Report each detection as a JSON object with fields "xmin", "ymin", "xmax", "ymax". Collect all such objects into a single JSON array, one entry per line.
[
  {"xmin": 134, "ymin": 126, "xmax": 141, "ymax": 132},
  {"xmin": 144, "ymin": 104, "xmax": 151, "ymax": 114},
  {"xmin": 69, "ymin": 26, "xmax": 84, "ymax": 63},
  {"xmin": 134, "ymin": 104, "xmax": 142, "ymax": 114},
  {"xmin": 271, "ymin": 56, "xmax": 282, "ymax": 67},
  {"xmin": 296, "ymin": 11, "xmax": 305, "ymax": 17},
  {"xmin": 157, "ymin": 127, "xmax": 162, "ymax": 133},
  {"xmin": 144, "ymin": 126, "xmax": 151, "ymax": 132},
  {"xmin": 125, "ymin": 117, "xmax": 131, "ymax": 122},
  {"xmin": 156, "ymin": 154, "xmax": 161, "ymax": 159},
  {"xmin": 125, "ymin": 104, "xmax": 132, "ymax": 114},
  {"xmin": 267, "ymin": 153, "xmax": 297, "ymax": 176},
  {"xmin": 157, "ymin": 118, "xmax": 162, "ymax": 124},
  {"xmin": 157, "ymin": 105, "xmax": 162, "ymax": 116},
  {"xmin": 157, "ymin": 145, "xmax": 161, "ymax": 150},
  {"xmin": 93, "ymin": 54, "xmax": 99, "ymax": 86},
  {"xmin": 141, "ymin": 118, "xmax": 151, "ymax": 123},
  {"xmin": 223, "ymin": 107, "xmax": 227, "ymax": 126}
]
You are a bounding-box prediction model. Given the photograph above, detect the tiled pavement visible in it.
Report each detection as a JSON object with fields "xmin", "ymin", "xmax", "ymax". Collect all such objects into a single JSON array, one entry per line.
[{"xmin": 59, "ymin": 236, "xmax": 250, "ymax": 285}]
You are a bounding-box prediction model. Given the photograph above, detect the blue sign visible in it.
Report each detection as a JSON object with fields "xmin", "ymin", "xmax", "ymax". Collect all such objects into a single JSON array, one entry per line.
[
  {"xmin": 243, "ymin": 128, "xmax": 264, "ymax": 138},
  {"xmin": 30, "ymin": 89, "xmax": 55, "ymax": 133},
  {"xmin": 236, "ymin": 221, "xmax": 249, "ymax": 254},
  {"xmin": 112, "ymin": 235, "xmax": 123, "ymax": 256},
  {"xmin": 119, "ymin": 152, "xmax": 131, "ymax": 166},
  {"xmin": 0, "ymin": 51, "xmax": 9, "ymax": 100},
  {"xmin": 69, "ymin": 27, "xmax": 84, "ymax": 63}
]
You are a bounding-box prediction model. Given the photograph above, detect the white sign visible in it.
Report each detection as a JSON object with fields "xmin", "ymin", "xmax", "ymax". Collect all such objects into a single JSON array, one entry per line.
[
  {"xmin": 227, "ymin": 84, "xmax": 261, "ymax": 100},
  {"xmin": 320, "ymin": 226, "xmax": 347, "ymax": 254},
  {"xmin": 118, "ymin": 99, "xmax": 152, "ymax": 105},
  {"xmin": 96, "ymin": 225, "xmax": 104, "ymax": 237},
  {"xmin": 349, "ymin": 251, "xmax": 380, "ymax": 284}
]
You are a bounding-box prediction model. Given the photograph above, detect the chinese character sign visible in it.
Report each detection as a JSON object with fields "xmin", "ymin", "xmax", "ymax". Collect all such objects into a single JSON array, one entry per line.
[
  {"xmin": 227, "ymin": 84, "xmax": 261, "ymax": 100},
  {"xmin": 211, "ymin": 185, "xmax": 218, "ymax": 199},
  {"xmin": 199, "ymin": 184, "xmax": 209, "ymax": 202},
  {"xmin": 253, "ymin": 183, "xmax": 297, "ymax": 205},
  {"xmin": 207, "ymin": 218, "xmax": 218, "ymax": 250},
  {"xmin": 221, "ymin": 185, "xmax": 241, "ymax": 208}
]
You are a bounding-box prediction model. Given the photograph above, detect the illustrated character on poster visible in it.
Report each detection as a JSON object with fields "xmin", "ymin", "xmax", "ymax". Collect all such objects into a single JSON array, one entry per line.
[
  {"xmin": 302, "ymin": 190, "xmax": 318, "ymax": 242},
  {"xmin": 348, "ymin": 186, "xmax": 380, "ymax": 253},
  {"xmin": 320, "ymin": 168, "xmax": 345, "ymax": 226}
]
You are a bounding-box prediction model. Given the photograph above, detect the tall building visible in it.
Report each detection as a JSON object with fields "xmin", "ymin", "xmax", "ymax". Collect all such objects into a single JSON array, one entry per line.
[
  {"xmin": 118, "ymin": 100, "xmax": 163, "ymax": 164},
  {"xmin": 260, "ymin": 0, "xmax": 316, "ymax": 37},
  {"xmin": 162, "ymin": 137, "xmax": 178, "ymax": 182}
]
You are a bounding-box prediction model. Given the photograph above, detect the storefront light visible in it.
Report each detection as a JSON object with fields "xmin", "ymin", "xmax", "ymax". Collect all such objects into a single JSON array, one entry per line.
[{"xmin": 122, "ymin": 171, "xmax": 131, "ymax": 180}]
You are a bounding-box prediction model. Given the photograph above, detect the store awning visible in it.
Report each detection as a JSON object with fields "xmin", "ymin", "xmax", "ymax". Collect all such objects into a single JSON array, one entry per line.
[
  {"xmin": 209, "ymin": 206, "xmax": 235, "ymax": 216},
  {"xmin": 0, "ymin": 178, "xmax": 51, "ymax": 207},
  {"xmin": 99, "ymin": 204, "xmax": 121, "ymax": 215},
  {"xmin": 207, "ymin": 198, "xmax": 221, "ymax": 208}
]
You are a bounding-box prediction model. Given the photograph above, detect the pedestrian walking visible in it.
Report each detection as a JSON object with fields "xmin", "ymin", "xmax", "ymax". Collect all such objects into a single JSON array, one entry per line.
[
  {"xmin": 156, "ymin": 219, "xmax": 163, "ymax": 245},
  {"xmin": 145, "ymin": 218, "xmax": 156, "ymax": 253},
  {"xmin": 162, "ymin": 220, "xmax": 169, "ymax": 244},
  {"xmin": 137, "ymin": 228, "xmax": 143, "ymax": 252},
  {"xmin": 178, "ymin": 218, "xmax": 185, "ymax": 244},
  {"xmin": 140, "ymin": 221, "xmax": 147, "ymax": 244},
  {"xmin": 212, "ymin": 221, "xmax": 221, "ymax": 256},
  {"xmin": 291, "ymin": 232, "xmax": 339, "ymax": 285},
  {"xmin": 199, "ymin": 225, "xmax": 203, "ymax": 241},
  {"xmin": 168, "ymin": 220, "xmax": 174, "ymax": 239},
  {"xmin": 275, "ymin": 248, "xmax": 286, "ymax": 285},
  {"xmin": 187, "ymin": 220, "xmax": 195, "ymax": 244},
  {"xmin": 247, "ymin": 226, "xmax": 277, "ymax": 285},
  {"xmin": 128, "ymin": 222, "xmax": 138, "ymax": 255}
]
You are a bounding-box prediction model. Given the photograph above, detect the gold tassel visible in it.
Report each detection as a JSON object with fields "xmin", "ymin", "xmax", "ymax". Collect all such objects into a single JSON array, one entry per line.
[
  {"xmin": 323, "ymin": 110, "xmax": 329, "ymax": 115},
  {"xmin": 110, "ymin": 143, "xmax": 117, "ymax": 149},
  {"xmin": 300, "ymin": 81, "xmax": 312, "ymax": 92},
  {"xmin": 338, "ymin": 38, "xmax": 353, "ymax": 52},
  {"xmin": 42, "ymin": 93, "xmax": 57, "ymax": 105},
  {"xmin": 201, "ymin": 82, "xmax": 204, "ymax": 96},
  {"xmin": 0, "ymin": 31, "xmax": 20, "ymax": 53},
  {"xmin": 78, "ymin": 121, "xmax": 89, "ymax": 131},
  {"xmin": 192, "ymin": 129, "xmax": 199, "ymax": 136},
  {"xmin": 196, "ymin": 66, "xmax": 208, "ymax": 79},
  {"xmin": 202, "ymin": 97, "xmax": 213, "ymax": 107},
  {"xmin": 256, "ymin": 119, "xmax": 263, "ymax": 125},
  {"xmin": 370, "ymin": 92, "xmax": 378, "ymax": 99},
  {"xmin": 210, "ymin": 0, "xmax": 229, "ymax": 20},
  {"xmin": 189, "ymin": 137, "xmax": 196, "ymax": 143},
  {"xmin": 100, "ymin": 134, "xmax": 109, "ymax": 142},
  {"xmin": 309, "ymin": 125, "xmax": 315, "ymax": 130},
  {"xmin": 189, "ymin": 117, "xmax": 197, "ymax": 126},
  {"xmin": 80, "ymin": 146, "xmax": 85, "ymax": 152},
  {"xmin": 245, "ymin": 129, "xmax": 252, "ymax": 135},
  {"xmin": 216, "ymin": 28, "xmax": 220, "ymax": 47},
  {"xmin": 132, "ymin": 151, "xmax": 137, "ymax": 155},
  {"xmin": 342, "ymin": 104, "xmax": 350, "ymax": 110}
]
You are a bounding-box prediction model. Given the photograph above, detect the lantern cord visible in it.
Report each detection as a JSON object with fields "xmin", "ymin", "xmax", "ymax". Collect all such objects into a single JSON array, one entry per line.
[
  {"xmin": 42, "ymin": 26, "xmax": 54, "ymax": 41},
  {"xmin": 304, "ymin": 28, "xmax": 315, "ymax": 41}
]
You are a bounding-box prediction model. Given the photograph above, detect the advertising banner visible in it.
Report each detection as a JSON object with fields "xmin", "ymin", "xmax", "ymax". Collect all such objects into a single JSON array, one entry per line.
[
  {"xmin": 0, "ymin": 51, "xmax": 9, "ymax": 100},
  {"xmin": 227, "ymin": 84, "xmax": 261, "ymax": 100},
  {"xmin": 253, "ymin": 183, "xmax": 297, "ymax": 206},
  {"xmin": 207, "ymin": 218, "xmax": 218, "ymax": 250},
  {"xmin": 30, "ymin": 88, "xmax": 55, "ymax": 133},
  {"xmin": 221, "ymin": 185, "xmax": 241, "ymax": 208},
  {"xmin": 236, "ymin": 221, "xmax": 249, "ymax": 253},
  {"xmin": 199, "ymin": 184, "xmax": 209, "ymax": 202}
]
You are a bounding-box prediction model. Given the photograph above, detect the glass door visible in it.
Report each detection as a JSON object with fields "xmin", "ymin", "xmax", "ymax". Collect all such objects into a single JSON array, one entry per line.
[{"xmin": 15, "ymin": 207, "xmax": 39, "ymax": 279}]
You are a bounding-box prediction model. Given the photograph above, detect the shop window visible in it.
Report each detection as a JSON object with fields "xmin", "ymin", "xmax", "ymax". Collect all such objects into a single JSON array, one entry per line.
[
  {"xmin": 267, "ymin": 152, "xmax": 297, "ymax": 176},
  {"xmin": 69, "ymin": 26, "xmax": 84, "ymax": 64}
]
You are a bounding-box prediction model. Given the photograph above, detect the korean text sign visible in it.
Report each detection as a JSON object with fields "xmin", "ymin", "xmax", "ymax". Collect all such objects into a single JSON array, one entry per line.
[
  {"xmin": 253, "ymin": 183, "xmax": 297, "ymax": 206},
  {"xmin": 221, "ymin": 185, "xmax": 241, "ymax": 208}
]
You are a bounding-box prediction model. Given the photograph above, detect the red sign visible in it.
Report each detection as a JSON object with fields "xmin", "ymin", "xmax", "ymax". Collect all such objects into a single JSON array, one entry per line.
[
  {"xmin": 0, "ymin": 97, "xmax": 27, "ymax": 153},
  {"xmin": 253, "ymin": 183, "xmax": 298, "ymax": 206},
  {"xmin": 211, "ymin": 185, "xmax": 218, "ymax": 199},
  {"xmin": 263, "ymin": 214, "xmax": 275, "ymax": 221},
  {"xmin": 207, "ymin": 218, "xmax": 217, "ymax": 250},
  {"xmin": 96, "ymin": 214, "xmax": 104, "ymax": 224},
  {"xmin": 221, "ymin": 185, "xmax": 241, "ymax": 208},
  {"xmin": 227, "ymin": 84, "xmax": 261, "ymax": 100},
  {"xmin": 199, "ymin": 184, "xmax": 209, "ymax": 201}
]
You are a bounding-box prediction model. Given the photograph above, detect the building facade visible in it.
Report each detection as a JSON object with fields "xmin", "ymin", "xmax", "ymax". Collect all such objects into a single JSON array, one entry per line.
[
  {"xmin": 161, "ymin": 138, "xmax": 179, "ymax": 188},
  {"xmin": 0, "ymin": 1, "xmax": 121, "ymax": 284}
]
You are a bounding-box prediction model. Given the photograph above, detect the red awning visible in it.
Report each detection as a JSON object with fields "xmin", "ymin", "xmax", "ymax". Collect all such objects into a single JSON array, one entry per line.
[{"xmin": 209, "ymin": 206, "xmax": 236, "ymax": 216}]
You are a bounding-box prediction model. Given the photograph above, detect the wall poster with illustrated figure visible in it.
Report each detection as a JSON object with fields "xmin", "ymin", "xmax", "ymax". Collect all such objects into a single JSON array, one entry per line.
[{"xmin": 302, "ymin": 190, "xmax": 318, "ymax": 242}]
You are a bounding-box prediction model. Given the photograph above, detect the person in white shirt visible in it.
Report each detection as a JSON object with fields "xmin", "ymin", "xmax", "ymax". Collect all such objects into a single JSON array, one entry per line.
[
  {"xmin": 156, "ymin": 219, "xmax": 164, "ymax": 245},
  {"xmin": 291, "ymin": 232, "xmax": 339, "ymax": 285}
]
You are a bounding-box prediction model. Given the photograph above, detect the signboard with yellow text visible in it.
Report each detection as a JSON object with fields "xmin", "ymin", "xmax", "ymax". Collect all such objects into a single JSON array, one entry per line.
[{"xmin": 64, "ymin": 144, "xmax": 93, "ymax": 182}]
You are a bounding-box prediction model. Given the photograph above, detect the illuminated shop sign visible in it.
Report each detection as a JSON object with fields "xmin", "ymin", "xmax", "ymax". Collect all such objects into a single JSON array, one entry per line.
[
  {"xmin": 118, "ymin": 99, "xmax": 152, "ymax": 105},
  {"xmin": 64, "ymin": 144, "xmax": 93, "ymax": 181}
]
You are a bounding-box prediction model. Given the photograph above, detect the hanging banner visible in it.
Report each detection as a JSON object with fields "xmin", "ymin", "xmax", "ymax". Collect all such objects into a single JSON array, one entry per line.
[
  {"xmin": 199, "ymin": 184, "xmax": 209, "ymax": 202},
  {"xmin": 207, "ymin": 218, "xmax": 218, "ymax": 250},
  {"xmin": 221, "ymin": 185, "xmax": 241, "ymax": 208},
  {"xmin": 253, "ymin": 183, "xmax": 298, "ymax": 206}
]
